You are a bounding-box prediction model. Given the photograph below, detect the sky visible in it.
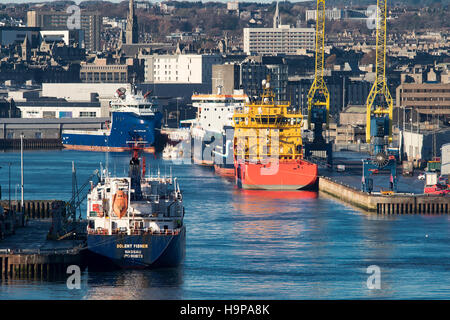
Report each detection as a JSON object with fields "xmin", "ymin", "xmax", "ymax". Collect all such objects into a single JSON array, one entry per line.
[
  {"xmin": 3, "ymin": 0, "xmax": 315, "ymax": 4},
  {"xmin": 2, "ymin": 0, "xmax": 314, "ymax": 3}
]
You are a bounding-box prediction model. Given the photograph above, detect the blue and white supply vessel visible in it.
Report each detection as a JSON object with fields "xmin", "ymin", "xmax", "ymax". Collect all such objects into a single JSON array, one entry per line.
[
  {"xmin": 62, "ymin": 87, "xmax": 163, "ymax": 153},
  {"xmin": 86, "ymin": 143, "xmax": 186, "ymax": 269},
  {"xmin": 190, "ymin": 89, "xmax": 247, "ymax": 175}
]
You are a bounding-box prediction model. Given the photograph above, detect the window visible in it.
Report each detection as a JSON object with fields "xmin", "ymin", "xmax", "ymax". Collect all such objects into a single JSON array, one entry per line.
[{"xmin": 80, "ymin": 112, "xmax": 96, "ymax": 118}]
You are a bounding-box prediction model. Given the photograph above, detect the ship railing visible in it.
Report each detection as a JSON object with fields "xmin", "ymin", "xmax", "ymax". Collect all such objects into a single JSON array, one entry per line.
[
  {"xmin": 143, "ymin": 195, "xmax": 160, "ymax": 202},
  {"xmin": 130, "ymin": 228, "xmax": 181, "ymax": 236},
  {"xmin": 0, "ymin": 247, "xmax": 81, "ymax": 255},
  {"xmin": 88, "ymin": 227, "xmax": 181, "ymax": 236}
]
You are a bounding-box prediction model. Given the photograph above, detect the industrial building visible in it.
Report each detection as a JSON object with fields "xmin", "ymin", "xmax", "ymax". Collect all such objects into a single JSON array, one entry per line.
[
  {"xmin": 402, "ymin": 128, "xmax": 450, "ymax": 165},
  {"xmin": 79, "ymin": 57, "xmax": 137, "ymax": 83}
]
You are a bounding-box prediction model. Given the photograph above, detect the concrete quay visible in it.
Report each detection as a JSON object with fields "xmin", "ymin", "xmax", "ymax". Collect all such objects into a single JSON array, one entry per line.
[
  {"xmin": 0, "ymin": 219, "xmax": 86, "ymax": 279},
  {"xmin": 319, "ymin": 176, "xmax": 449, "ymax": 214},
  {"xmin": 0, "ymin": 200, "xmax": 64, "ymax": 219}
]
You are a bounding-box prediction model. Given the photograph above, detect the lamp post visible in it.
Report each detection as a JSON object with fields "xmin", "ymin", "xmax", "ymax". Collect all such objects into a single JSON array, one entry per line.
[
  {"xmin": 8, "ymin": 162, "xmax": 11, "ymax": 210},
  {"xmin": 20, "ymin": 133, "xmax": 24, "ymax": 211}
]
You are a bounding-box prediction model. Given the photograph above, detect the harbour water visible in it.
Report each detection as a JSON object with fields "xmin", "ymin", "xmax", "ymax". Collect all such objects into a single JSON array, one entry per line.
[{"xmin": 0, "ymin": 150, "xmax": 449, "ymax": 299}]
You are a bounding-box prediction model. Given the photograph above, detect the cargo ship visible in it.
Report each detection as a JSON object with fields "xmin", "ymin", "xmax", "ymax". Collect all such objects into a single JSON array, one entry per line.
[
  {"xmin": 86, "ymin": 142, "xmax": 185, "ymax": 269},
  {"xmin": 62, "ymin": 87, "xmax": 163, "ymax": 153},
  {"xmin": 190, "ymin": 89, "xmax": 247, "ymax": 173},
  {"xmin": 233, "ymin": 79, "xmax": 318, "ymax": 190}
]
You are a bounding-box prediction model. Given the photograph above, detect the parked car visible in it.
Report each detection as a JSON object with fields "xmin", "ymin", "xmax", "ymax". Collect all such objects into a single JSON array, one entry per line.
[{"xmin": 418, "ymin": 173, "xmax": 425, "ymax": 180}]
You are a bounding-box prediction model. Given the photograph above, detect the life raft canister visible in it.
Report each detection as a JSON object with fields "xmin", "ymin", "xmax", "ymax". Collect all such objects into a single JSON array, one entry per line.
[{"xmin": 112, "ymin": 190, "xmax": 128, "ymax": 218}]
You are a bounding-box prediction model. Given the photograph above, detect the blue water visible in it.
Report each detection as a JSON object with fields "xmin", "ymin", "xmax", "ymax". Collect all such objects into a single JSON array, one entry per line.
[{"xmin": 0, "ymin": 150, "xmax": 449, "ymax": 299}]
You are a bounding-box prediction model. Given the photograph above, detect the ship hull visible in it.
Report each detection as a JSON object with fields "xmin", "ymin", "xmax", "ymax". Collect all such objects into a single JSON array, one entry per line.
[
  {"xmin": 62, "ymin": 111, "xmax": 162, "ymax": 153},
  {"xmin": 213, "ymin": 126, "xmax": 235, "ymax": 177},
  {"xmin": 235, "ymin": 159, "xmax": 318, "ymax": 190},
  {"xmin": 86, "ymin": 227, "xmax": 186, "ymax": 269},
  {"xmin": 64, "ymin": 145, "xmax": 155, "ymax": 153},
  {"xmin": 214, "ymin": 165, "xmax": 235, "ymax": 177},
  {"xmin": 191, "ymin": 130, "xmax": 221, "ymax": 167}
]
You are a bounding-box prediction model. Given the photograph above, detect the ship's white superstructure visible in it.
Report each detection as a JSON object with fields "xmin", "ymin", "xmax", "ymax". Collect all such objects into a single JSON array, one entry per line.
[
  {"xmin": 87, "ymin": 160, "xmax": 183, "ymax": 236},
  {"xmin": 110, "ymin": 87, "xmax": 161, "ymax": 116},
  {"xmin": 191, "ymin": 90, "xmax": 247, "ymax": 135}
]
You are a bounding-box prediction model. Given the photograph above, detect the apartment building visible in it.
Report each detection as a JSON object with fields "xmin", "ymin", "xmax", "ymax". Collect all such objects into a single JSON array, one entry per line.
[
  {"xmin": 243, "ymin": 2, "xmax": 315, "ymax": 55},
  {"xmin": 27, "ymin": 10, "xmax": 101, "ymax": 51},
  {"xmin": 142, "ymin": 54, "xmax": 222, "ymax": 86}
]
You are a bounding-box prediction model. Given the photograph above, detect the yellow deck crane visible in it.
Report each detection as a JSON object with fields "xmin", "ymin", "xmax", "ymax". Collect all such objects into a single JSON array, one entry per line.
[
  {"xmin": 361, "ymin": 0, "xmax": 397, "ymax": 193},
  {"xmin": 304, "ymin": 0, "xmax": 332, "ymax": 166}
]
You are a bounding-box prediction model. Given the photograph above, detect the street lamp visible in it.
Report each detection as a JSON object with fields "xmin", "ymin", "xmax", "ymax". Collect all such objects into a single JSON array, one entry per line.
[{"xmin": 20, "ymin": 133, "xmax": 24, "ymax": 211}]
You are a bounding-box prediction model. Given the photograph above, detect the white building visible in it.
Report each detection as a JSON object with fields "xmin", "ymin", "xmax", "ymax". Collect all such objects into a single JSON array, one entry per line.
[
  {"xmin": 227, "ymin": 1, "xmax": 240, "ymax": 12},
  {"xmin": 141, "ymin": 54, "xmax": 223, "ymax": 84},
  {"xmin": 42, "ymin": 83, "xmax": 131, "ymax": 101},
  {"xmin": 39, "ymin": 30, "xmax": 84, "ymax": 47},
  {"xmin": 306, "ymin": 8, "xmax": 344, "ymax": 21},
  {"xmin": 243, "ymin": 3, "xmax": 315, "ymax": 55},
  {"xmin": 15, "ymin": 101, "xmax": 103, "ymax": 119},
  {"xmin": 442, "ymin": 143, "xmax": 450, "ymax": 175},
  {"xmin": 10, "ymin": 83, "xmax": 134, "ymax": 119}
]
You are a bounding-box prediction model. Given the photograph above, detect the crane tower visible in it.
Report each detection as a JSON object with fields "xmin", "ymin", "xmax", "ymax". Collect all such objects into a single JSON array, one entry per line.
[
  {"xmin": 362, "ymin": 0, "xmax": 397, "ymax": 193},
  {"xmin": 304, "ymin": 0, "xmax": 332, "ymax": 166}
]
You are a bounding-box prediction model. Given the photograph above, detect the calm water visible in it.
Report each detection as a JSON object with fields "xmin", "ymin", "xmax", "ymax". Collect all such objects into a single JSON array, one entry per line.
[{"xmin": 0, "ymin": 150, "xmax": 449, "ymax": 299}]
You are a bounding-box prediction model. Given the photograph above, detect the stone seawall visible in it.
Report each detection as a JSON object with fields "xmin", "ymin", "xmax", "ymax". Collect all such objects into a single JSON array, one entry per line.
[{"xmin": 319, "ymin": 176, "xmax": 449, "ymax": 214}]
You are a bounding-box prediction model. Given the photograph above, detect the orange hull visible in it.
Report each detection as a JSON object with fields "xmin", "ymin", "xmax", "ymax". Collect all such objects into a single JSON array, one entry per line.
[
  {"xmin": 214, "ymin": 165, "xmax": 235, "ymax": 177},
  {"xmin": 235, "ymin": 159, "xmax": 318, "ymax": 190},
  {"xmin": 193, "ymin": 156, "xmax": 214, "ymax": 166},
  {"xmin": 64, "ymin": 144, "xmax": 155, "ymax": 153}
]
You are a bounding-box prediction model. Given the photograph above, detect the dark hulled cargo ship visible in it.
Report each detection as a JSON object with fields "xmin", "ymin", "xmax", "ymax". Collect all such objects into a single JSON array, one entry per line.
[{"xmin": 86, "ymin": 143, "xmax": 185, "ymax": 269}]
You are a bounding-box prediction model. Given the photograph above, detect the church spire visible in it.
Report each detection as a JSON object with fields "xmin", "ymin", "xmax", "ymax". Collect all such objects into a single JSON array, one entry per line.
[
  {"xmin": 126, "ymin": 0, "xmax": 138, "ymax": 44},
  {"xmin": 273, "ymin": 1, "xmax": 281, "ymax": 28}
]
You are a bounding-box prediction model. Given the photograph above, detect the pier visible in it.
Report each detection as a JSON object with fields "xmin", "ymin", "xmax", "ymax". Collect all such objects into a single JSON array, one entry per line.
[
  {"xmin": 0, "ymin": 219, "xmax": 86, "ymax": 279},
  {"xmin": 0, "ymin": 201, "xmax": 86, "ymax": 279},
  {"xmin": 319, "ymin": 176, "xmax": 449, "ymax": 214},
  {"xmin": 0, "ymin": 200, "xmax": 64, "ymax": 219}
]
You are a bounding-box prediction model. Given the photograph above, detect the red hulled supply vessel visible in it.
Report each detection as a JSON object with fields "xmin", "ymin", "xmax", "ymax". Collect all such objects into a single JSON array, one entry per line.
[{"xmin": 233, "ymin": 79, "xmax": 318, "ymax": 190}]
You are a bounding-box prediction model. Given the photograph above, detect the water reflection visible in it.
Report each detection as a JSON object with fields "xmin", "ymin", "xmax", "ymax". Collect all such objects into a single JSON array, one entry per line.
[{"xmin": 84, "ymin": 267, "xmax": 184, "ymax": 300}]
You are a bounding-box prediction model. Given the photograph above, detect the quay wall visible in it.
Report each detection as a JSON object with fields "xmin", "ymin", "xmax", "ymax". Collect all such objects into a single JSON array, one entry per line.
[
  {"xmin": 0, "ymin": 248, "xmax": 84, "ymax": 279},
  {"xmin": 0, "ymin": 200, "xmax": 64, "ymax": 219},
  {"xmin": 318, "ymin": 176, "xmax": 449, "ymax": 214}
]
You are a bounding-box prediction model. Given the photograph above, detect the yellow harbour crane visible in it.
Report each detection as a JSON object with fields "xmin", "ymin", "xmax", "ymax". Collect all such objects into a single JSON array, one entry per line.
[
  {"xmin": 362, "ymin": 0, "xmax": 397, "ymax": 193},
  {"xmin": 365, "ymin": 0, "xmax": 393, "ymax": 145},
  {"xmin": 305, "ymin": 0, "xmax": 332, "ymax": 166}
]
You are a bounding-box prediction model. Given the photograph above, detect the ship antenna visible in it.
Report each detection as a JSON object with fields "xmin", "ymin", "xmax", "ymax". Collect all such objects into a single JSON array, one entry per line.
[{"xmin": 100, "ymin": 162, "xmax": 103, "ymax": 181}]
